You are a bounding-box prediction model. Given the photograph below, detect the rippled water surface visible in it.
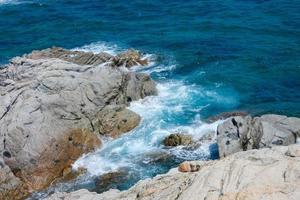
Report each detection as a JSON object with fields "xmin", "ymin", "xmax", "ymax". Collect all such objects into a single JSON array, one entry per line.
[{"xmin": 1, "ymin": 0, "xmax": 300, "ymax": 198}]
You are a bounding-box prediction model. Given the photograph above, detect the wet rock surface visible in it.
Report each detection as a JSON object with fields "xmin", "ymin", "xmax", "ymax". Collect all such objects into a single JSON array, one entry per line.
[
  {"xmin": 217, "ymin": 114, "xmax": 300, "ymax": 158},
  {"xmin": 111, "ymin": 49, "xmax": 149, "ymax": 68},
  {"xmin": 0, "ymin": 47, "xmax": 157, "ymax": 199},
  {"xmin": 163, "ymin": 133, "xmax": 193, "ymax": 147}
]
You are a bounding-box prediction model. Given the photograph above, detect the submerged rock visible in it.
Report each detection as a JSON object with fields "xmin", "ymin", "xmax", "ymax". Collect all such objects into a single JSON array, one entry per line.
[
  {"xmin": 217, "ymin": 114, "xmax": 300, "ymax": 158},
  {"xmin": 163, "ymin": 134, "xmax": 193, "ymax": 147},
  {"xmin": 0, "ymin": 47, "xmax": 157, "ymax": 199},
  {"xmin": 46, "ymin": 144, "xmax": 300, "ymax": 200}
]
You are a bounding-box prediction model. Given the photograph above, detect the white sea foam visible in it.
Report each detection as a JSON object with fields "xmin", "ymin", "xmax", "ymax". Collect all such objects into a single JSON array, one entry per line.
[
  {"xmin": 72, "ymin": 41, "xmax": 160, "ymax": 71},
  {"xmin": 73, "ymin": 79, "xmax": 231, "ymax": 176},
  {"xmin": 0, "ymin": 0, "xmax": 13, "ymax": 4},
  {"xmin": 72, "ymin": 41, "xmax": 120, "ymax": 56}
]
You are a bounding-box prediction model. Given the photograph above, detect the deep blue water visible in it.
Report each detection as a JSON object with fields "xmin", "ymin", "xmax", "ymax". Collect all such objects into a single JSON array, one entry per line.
[
  {"xmin": 1, "ymin": 0, "xmax": 300, "ymax": 198},
  {"xmin": 1, "ymin": 0, "xmax": 300, "ymax": 117}
]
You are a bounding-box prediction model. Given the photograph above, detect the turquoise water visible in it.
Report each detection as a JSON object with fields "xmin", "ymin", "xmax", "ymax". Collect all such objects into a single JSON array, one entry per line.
[{"xmin": 1, "ymin": 0, "xmax": 300, "ymax": 198}]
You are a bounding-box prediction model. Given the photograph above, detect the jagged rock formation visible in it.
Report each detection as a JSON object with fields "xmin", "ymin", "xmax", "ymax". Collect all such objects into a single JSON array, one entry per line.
[
  {"xmin": 47, "ymin": 144, "xmax": 300, "ymax": 200},
  {"xmin": 25, "ymin": 47, "xmax": 148, "ymax": 68},
  {"xmin": 217, "ymin": 114, "xmax": 300, "ymax": 158},
  {"xmin": 111, "ymin": 49, "xmax": 148, "ymax": 68},
  {"xmin": 0, "ymin": 47, "xmax": 157, "ymax": 199}
]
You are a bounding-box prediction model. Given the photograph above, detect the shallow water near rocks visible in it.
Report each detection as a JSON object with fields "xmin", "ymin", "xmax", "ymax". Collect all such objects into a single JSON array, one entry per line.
[{"xmin": 1, "ymin": 0, "xmax": 300, "ymax": 199}]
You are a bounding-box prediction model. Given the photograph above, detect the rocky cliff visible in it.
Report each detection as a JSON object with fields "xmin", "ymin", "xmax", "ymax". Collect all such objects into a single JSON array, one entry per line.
[{"xmin": 0, "ymin": 47, "xmax": 157, "ymax": 199}]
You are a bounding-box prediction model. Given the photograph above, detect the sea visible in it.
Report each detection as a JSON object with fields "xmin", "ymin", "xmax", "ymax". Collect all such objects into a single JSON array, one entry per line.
[{"xmin": 0, "ymin": 0, "xmax": 300, "ymax": 198}]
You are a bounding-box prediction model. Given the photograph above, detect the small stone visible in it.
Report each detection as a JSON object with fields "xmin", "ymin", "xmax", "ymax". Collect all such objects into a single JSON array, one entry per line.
[
  {"xmin": 178, "ymin": 162, "xmax": 192, "ymax": 172},
  {"xmin": 62, "ymin": 167, "xmax": 72, "ymax": 177}
]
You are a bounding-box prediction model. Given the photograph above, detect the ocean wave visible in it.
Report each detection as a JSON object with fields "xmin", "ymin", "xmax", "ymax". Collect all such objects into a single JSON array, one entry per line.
[
  {"xmin": 71, "ymin": 41, "xmax": 120, "ymax": 56},
  {"xmin": 0, "ymin": 0, "xmax": 32, "ymax": 5},
  {"xmin": 0, "ymin": 0, "xmax": 14, "ymax": 4}
]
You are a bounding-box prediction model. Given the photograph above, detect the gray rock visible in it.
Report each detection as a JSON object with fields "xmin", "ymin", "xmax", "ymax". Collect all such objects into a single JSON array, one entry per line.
[
  {"xmin": 0, "ymin": 157, "xmax": 28, "ymax": 200},
  {"xmin": 26, "ymin": 47, "xmax": 150, "ymax": 68},
  {"xmin": 217, "ymin": 114, "xmax": 299, "ymax": 158},
  {"xmin": 0, "ymin": 48, "xmax": 157, "ymax": 198},
  {"xmin": 94, "ymin": 105, "xmax": 141, "ymax": 138}
]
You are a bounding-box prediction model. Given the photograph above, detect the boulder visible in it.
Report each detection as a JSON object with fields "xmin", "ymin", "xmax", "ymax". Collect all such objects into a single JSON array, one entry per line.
[
  {"xmin": 125, "ymin": 73, "xmax": 157, "ymax": 101},
  {"xmin": 94, "ymin": 105, "xmax": 141, "ymax": 138},
  {"xmin": 46, "ymin": 144, "xmax": 300, "ymax": 200},
  {"xmin": 95, "ymin": 170, "xmax": 129, "ymax": 193},
  {"xmin": 0, "ymin": 48, "xmax": 157, "ymax": 198},
  {"xmin": 163, "ymin": 134, "xmax": 193, "ymax": 147},
  {"xmin": 217, "ymin": 114, "xmax": 299, "ymax": 158},
  {"xmin": 178, "ymin": 161, "xmax": 200, "ymax": 173}
]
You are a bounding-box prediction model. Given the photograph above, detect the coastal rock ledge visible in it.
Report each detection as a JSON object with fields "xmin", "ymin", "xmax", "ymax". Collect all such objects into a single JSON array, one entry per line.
[
  {"xmin": 0, "ymin": 47, "xmax": 157, "ymax": 199},
  {"xmin": 47, "ymin": 144, "xmax": 300, "ymax": 200},
  {"xmin": 46, "ymin": 113, "xmax": 300, "ymax": 200}
]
